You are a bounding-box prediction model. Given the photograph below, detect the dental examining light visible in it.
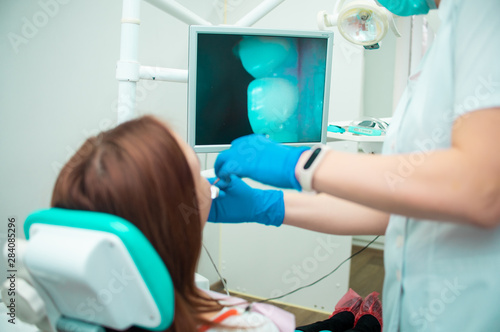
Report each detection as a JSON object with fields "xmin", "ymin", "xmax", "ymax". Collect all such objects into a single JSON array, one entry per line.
[{"xmin": 318, "ymin": 0, "xmax": 401, "ymax": 49}]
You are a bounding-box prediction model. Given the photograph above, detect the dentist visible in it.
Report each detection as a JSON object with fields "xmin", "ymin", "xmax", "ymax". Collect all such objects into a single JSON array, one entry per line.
[{"xmin": 208, "ymin": 0, "xmax": 500, "ymax": 331}]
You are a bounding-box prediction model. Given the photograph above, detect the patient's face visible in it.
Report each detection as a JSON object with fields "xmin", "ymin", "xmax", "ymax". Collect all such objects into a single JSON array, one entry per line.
[{"xmin": 172, "ymin": 131, "xmax": 212, "ymax": 227}]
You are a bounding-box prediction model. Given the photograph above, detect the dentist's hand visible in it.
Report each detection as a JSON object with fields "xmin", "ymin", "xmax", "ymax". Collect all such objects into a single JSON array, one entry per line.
[
  {"xmin": 207, "ymin": 176, "xmax": 284, "ymax": 227},
  {"xmin": 214, "ymin": 134, "xmax": 309, "ymax": 190}
]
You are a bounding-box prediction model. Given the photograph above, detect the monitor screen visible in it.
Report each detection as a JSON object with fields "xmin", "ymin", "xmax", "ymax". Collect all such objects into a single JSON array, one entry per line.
[{"xmin": 188, "ymin": 26, "xmax": 334, "ymax": 153}]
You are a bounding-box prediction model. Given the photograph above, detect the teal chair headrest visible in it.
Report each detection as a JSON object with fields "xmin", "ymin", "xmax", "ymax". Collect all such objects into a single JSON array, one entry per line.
[{"xmin": 24, "ymin": 208, "xmax": 175, "ymax": 331}]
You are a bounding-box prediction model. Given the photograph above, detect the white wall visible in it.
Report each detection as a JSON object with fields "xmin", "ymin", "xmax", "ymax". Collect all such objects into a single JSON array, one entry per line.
[
  {"xmin": 0, "ymin": 0, "xmax": 367, "ymax": 231},
  {"xmin": 0, "ymin": 0, "xmax": 365, "ymax": 269},
  {"xmin": 362, "ymin": 27, "xmax": 397, "ymax": 119},
  {"xmin": 0, "ymin": 0, "xmax": 382, "ymax": 312}
]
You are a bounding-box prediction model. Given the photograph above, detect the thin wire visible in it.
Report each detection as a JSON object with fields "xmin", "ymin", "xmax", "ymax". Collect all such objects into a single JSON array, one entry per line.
[
  {"xmin": 203, "ymin": 235, "xmax": 380, "ymax": 307},
  {"xmin": 203, "ymin": 242, "xmax": 230, "ymax": 296},
  {"xmin": 256, "ymin": 236, "xmax": 380, "ymax": 304}
]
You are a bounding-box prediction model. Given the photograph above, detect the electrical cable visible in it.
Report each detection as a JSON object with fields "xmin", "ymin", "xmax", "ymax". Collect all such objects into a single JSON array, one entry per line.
[
  {"xmin": 204, "ymin": 235, "xmax": 380, "ymax": 305},
  {"xmin": 256, "ymin": 235, "xmax": 380, "ymax": 304},
  {"xmin": 203, "ymin": 242, "xmax": 230, "ymax": 296}
]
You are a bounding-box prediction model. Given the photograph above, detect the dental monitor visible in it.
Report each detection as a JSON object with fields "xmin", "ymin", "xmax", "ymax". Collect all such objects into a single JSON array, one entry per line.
[{"xmin": 187, "ymin": 26, "xmax": 334, "ymax": 153}]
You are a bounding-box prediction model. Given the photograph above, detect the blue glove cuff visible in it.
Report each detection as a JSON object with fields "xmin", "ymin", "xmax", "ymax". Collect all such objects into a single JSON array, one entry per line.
[
  {"xmin": 286, "ymin": 147, "xmax": 310, "ymax": 191},
  {"xmin": 257, "ymin": 189, "xmax": 285, "ymax": 227},
  {"xmin": 207, "ymin": 175, "xmax": 285, "ymax": 227}
]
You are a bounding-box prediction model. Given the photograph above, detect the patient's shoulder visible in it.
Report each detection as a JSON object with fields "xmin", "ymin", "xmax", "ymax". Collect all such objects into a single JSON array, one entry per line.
[
  {"xmin": 201, "ymin": 290, "xmax": 295, "ymax": 331},
  {"xmin": 205, "ymin": 307, "xmax": 279, "ymax": 332}
]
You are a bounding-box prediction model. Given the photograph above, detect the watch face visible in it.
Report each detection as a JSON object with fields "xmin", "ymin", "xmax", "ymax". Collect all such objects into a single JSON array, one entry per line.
[{"xmin": 304, "ymin": 147, "xmax": 322, "ymax": 169}]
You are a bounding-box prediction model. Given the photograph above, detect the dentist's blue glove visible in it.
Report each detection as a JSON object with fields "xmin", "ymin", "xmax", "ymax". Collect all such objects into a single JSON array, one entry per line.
[
  {"xmin": 208, "ymin": 176, "xmax": 284, "ymax": 227},
  {"xmin": 214, "ymin": 134, "xmax": 309, "ymax": 190}
]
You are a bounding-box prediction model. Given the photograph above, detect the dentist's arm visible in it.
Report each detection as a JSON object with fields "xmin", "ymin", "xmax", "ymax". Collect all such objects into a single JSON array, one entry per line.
[
  {"xmin": 304, "ymin": 108, "xmax": 500, "ymax": 228},
  {"xmin": 283, "ymin": 192, "xmax": 389, "ymax": 235},
  {"xmin": 214, "ymin": 109, "xmax": 500, "ymax": 229},
  {"xmin": 208, "ymin": 175, "xmax": 388, "ymax": 235}
]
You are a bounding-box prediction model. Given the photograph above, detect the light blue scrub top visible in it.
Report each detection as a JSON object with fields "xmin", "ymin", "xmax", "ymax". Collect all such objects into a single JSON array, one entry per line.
[{"xmin": 381, "ymin": 0, "xmax": 500, "ymax": 331}]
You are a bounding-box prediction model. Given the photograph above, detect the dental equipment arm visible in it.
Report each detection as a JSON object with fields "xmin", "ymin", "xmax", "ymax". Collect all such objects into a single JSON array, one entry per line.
[{"xmin": 116, "ymin": 0, "xmax": 289, "ymax": 123}]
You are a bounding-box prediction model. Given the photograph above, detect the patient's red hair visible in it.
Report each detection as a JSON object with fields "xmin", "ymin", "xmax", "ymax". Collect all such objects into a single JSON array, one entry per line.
[{"xmin": 52, "ymin": 115, "xmax": 222, "ymax": 332}]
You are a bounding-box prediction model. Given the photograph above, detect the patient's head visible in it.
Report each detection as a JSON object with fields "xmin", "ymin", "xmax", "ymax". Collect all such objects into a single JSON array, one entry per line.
[{"xmin": 51, "ymin": 115, "xmax": 216, "ymax": 331}]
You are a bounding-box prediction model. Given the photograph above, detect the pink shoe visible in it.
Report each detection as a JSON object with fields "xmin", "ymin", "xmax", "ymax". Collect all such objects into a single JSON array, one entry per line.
[
  {"xmin": 354, "ymin": 292, "xmax": 383, "ymax": 330},
  {"xmin": 329, "ymin": 288, "xmax": 363, "ymax": 318}
]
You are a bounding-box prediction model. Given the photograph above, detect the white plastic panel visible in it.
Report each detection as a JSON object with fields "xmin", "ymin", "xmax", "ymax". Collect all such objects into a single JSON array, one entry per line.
[
  {"xmin": 195, "ymin": 273, "xmax": 210, "ymax": 291},
  {"xmin": 24, "ymin": 224, "xmax": 160, "ymax": 330}
]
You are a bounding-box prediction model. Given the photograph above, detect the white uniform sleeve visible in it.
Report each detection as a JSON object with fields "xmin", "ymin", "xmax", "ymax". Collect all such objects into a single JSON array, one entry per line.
[{"xmin": 454, "ymin": 0, "xmax": 500, "ymax": 117}]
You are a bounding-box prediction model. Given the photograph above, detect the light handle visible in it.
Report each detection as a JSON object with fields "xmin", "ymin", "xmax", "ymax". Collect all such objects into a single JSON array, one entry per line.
[{"xmin": 317, "ymin": 0, "xmax": 401, "ymax": 47}]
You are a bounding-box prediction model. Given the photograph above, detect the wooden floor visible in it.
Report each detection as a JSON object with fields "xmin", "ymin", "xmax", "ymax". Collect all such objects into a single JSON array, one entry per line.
[
  {"xmin": 212, "ymin": 246, "xmax": 385, "ymax": 327},
  {"xmin": 348, "ymin": 246, "xmax": 384, "ymax": 300}
]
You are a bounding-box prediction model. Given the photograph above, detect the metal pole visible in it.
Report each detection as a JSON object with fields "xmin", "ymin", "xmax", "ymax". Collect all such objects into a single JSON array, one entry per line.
[
  {"xmin": 116, "ymin": 0, "xmax": 142, "ymax": 124},
  {"xmin": 235, "ymin": 0, "xmax": 286, "ymax": 27},
  {"xmin": 145, "ymin": 0, "xmax": 212, "ymax": 26}
]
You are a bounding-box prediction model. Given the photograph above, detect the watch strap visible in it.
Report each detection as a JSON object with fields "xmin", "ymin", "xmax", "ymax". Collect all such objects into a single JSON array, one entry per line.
[{"xmin": 297, "ymin": 144, "xmax": 330, "ymax": 192}]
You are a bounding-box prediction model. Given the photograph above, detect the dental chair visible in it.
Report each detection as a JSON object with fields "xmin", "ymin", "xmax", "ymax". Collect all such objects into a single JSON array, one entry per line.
[{"xmin": 0, "ymin": 208, "xmax": 193, "ymax": 332}]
